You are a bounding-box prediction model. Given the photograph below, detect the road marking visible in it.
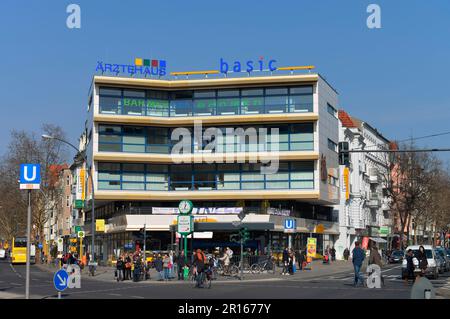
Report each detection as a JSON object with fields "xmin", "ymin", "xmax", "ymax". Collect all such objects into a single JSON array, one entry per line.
[
  {"xmin": 108, "ymin": 293, "xmax": 122, "ymax": 296},
  {"xmin": 131, "ymin": 295, "xmax": 144, "ymax": 299},
  {"xmin": 10, "ymin": 282, "xmax": 22, "ymax": 286}
]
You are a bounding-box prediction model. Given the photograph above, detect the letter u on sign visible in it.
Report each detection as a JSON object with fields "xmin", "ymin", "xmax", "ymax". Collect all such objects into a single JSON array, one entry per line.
[
  {"xmin": 284, "ymin": 219, "xmax": 295, "ymax": 229},
  {"xmin": 20, "ymin": 164, "xmax": 41, "ymax": 184}
]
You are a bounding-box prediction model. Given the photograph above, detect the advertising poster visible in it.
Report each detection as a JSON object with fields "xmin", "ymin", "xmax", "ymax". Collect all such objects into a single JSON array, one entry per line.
[{"xmin": 307, "ymin": 237, "xmax": 317, "ymax": 258}]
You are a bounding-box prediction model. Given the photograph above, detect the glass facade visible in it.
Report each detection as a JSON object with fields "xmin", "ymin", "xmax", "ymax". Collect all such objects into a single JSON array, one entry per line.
[
  {"xmin": 97, "ymin": 161, "xmax": 314, "ymax": 191},
  {"xmin": 98, "ymin": 123, "xmax": 314, "ymax": 153},
  {"xmin": 98, "ymin": 86, "xmax": 313, "ymax": 117}
]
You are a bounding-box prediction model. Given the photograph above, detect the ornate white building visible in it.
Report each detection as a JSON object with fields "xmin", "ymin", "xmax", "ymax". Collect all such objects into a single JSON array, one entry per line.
[{"xmin": 333, "ymin": 110, "xmax": 392, "ymax": 259}]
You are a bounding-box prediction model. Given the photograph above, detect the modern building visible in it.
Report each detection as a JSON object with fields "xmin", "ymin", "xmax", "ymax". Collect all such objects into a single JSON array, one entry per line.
[
  {"xmin": 81, "ymin": 72, "xmax": 341, "ymax": 263},
  {"xmin": 334, "ymin": 110, "xmax": 392, "ymax": 259}
]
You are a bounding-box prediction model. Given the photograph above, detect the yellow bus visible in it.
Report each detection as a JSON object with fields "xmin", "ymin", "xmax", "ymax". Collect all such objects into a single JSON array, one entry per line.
[{"xmin": 11, "ymin": 237, "xmax": 35, "ymax": 264}]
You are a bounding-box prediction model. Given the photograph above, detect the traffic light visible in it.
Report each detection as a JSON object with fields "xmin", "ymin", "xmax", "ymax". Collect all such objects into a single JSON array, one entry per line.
[
  {"xmin": 339, "ymin": 142, "xmax": 350, "ymax": 166},
  {"xmin": 240, "ymin": 227, "xmax": 250, "ymax": 242}
]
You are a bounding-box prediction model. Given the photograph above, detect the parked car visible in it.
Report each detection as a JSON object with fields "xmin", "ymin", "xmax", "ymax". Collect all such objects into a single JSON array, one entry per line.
[
  {"xmin": 389, "ymin": 250, "xmax": 404, "ymax": 263},
  {"xmin": 435, "ymin": 247, "xmax": 450, "ymax": 272},
  {"xmin": 402, "ymin": 245, "xmax": 439, "ymax": 280}
]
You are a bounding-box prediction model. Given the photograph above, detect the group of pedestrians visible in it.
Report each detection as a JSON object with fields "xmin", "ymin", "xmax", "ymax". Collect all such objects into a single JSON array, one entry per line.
[{"xmin": 115, "ymin": 251, "xmax": 151, "ymax": 282}]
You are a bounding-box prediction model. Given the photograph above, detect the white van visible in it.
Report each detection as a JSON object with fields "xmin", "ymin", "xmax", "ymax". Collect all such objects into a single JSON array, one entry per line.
[{"xmin": 401, "ymin": 245, "xmax": 439, "ymax": 279}]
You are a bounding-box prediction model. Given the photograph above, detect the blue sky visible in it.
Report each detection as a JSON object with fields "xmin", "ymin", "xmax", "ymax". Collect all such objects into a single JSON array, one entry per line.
[{"xmin": 1, "ymin": 0, "xmax": 449, "ymax": 161}]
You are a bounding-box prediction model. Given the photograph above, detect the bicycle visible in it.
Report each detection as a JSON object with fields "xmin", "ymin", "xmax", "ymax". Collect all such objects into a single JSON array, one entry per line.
[
  {"xmin": 251, "ymin": 258, "xmax": 276, "ymax": 274},
  {"xmin": 193, "ymin": 269, "xmax": 212, "ymax": 289}
]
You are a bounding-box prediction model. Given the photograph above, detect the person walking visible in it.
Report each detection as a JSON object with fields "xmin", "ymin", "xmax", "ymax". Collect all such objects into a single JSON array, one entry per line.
[
  {"xmin": 176, "ymin": 251, "xmax": 186, "ymax": 280},
  {"xmin": 417, "ymin": 245, "xmax": 428, "ymax": 275},
  {"xmin": 297, "ymin": 249, "xmax": 305, "ymax": 271},
  {"xmin": 330, "ymin": 247, "xmax": 336, "ymax": 262},
  {"xmin": 352, "ymin": 242, "xmax": 366, "ymax": 287},
  {"xmin": 169, "ymin": 250, "xmax": 175, "ymax": 279},
  {"xmin": 369, "ymin": 244, "xmax": 384, "ymax": 287},
  {"xmin": 343, "ymin": 248, "xmax": 350, "ymax": 261},
  {"xmin": 124, "ymin": 254, "xmax": 132, "ymax": 280},
  {"xmin": 281, "ymin": 247, "xmax": 289, "ymax": 275},
  {"xmin": 116, "ymin": 257, "xmax": 124, "ymax": 282},
  {"xmin": 163, "ymin": 254, "xmax": 171, "ymax": 281},
  {"xmin": 154, "ymin": 254, "xmax": 164, "ymax": 281},
  {"xmin": 404, "ymin": 249, "xmax": 415, "ymax": 285},
  {"xmin": 219, "ymin": 249, "xmax": 231, "ymax": 275}
]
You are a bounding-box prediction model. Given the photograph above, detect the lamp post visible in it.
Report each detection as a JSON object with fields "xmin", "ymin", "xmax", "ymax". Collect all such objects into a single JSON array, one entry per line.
[{"xmin": 42, "ymin": 134, "xmax": 96, "ymax": 267}]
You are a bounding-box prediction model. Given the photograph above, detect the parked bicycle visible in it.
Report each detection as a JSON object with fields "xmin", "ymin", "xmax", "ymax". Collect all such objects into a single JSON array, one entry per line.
[{"xmin": 250, "ymin": 257, "xmax": 276, "ymax": 274}]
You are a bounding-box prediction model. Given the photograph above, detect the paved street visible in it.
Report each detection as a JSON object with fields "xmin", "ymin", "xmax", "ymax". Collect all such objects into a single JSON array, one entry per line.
[{"xmin": 1, "ymin": 259, "xmax": 449, "ymax": 299}]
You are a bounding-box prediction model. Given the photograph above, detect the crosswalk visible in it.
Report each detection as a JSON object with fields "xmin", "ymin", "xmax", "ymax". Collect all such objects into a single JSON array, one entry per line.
[{"xmin": 316, "ymin": 273, "xmax": 450, "ymax": 289}]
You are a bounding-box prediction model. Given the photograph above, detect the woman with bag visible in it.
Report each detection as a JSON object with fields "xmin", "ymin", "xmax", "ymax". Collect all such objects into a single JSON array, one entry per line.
[{"xmin": 125, "ymin": 254, "xmax": 132, "ymax": 280}]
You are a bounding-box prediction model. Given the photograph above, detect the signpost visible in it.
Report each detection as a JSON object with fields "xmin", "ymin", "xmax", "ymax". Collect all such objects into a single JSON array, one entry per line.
[
  {"xmin": 53, "ymin": 266, "xmax": 81, "ymax": 299},
  {"xmin": 53, "ymin": 269, "xmax": 69, "ymax": 299},
  {"xmin": 19, "ymin": 163, "xmax": 40, "ymax": 300},
  {"xmin": 57, "ymin": 238, "xmax": 63, "ymax": 252},
  {"xmin": 77, "ymin": 231, "xmax": 84, "ymax": 262},
  {"xmin": 284, "ymin": 219, "xmax": 296, "ymax": 249},
  {"xmin": 177, "ymin": 200, "xmax": 194, "ymax": 266}
]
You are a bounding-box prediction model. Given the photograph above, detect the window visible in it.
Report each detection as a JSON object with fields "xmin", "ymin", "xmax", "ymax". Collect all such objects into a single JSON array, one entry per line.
[
  {"xmin": 327, "ymin": 103, "xmax": 337, "ymax": 118},
  {"xmin": 97, "ymin": 162, "xmax": 315, "ymax": 191},
  {"xmin": 66, "ymin": 175, "xmax": 70, "ymax": 186},
  {"xmin": 66, "ymin": 196, "xmax": 70, "ymax": 207},
  {"xmin": 328, "ymin": 139, "xmax": 338, "ymax": 152},
  {"xmin": 99, "ymin": 86, "xmax": 314, "ymax": 117}
]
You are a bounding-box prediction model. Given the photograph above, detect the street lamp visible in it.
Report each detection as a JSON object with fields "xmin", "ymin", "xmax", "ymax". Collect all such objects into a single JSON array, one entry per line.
[{"xmin": 41, "ymin": 134, "xmax": 96, "ymax": 267}]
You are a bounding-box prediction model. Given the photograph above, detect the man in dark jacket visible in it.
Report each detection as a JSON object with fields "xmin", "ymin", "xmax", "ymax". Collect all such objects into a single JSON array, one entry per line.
[
  {"xmin": 154, "ymin": 255, "xmax": 164, "ymax": 281},
  {"xmin": 176, "ymin": 251, "xmax": 186, "ymax": 280},
  {"xmin": 352, "ymin": 242, "xmax": 366, "ymax": 287},
  {"xmin": 116, "ymin": 257, "xmax": 124, "ymax": 282}
]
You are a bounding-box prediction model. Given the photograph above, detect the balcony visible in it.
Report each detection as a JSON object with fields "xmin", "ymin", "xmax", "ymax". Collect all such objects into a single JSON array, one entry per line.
[{"xmin": 366, "ymin": 199, "xmax": 381, "ymax": 208}]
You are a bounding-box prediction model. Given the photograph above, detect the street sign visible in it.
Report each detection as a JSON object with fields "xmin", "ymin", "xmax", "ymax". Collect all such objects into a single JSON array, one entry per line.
[
  {"xmin": 178, "ymin": 200, "xmax": 194, "ymax": 215},
  {"xmin": 38, "ymin": 243, "xmax": 43, "ymax": 249},
  {"xmin": 77, "ymin": 231, "xmax": 85, "ymax": 238},
  {"xmin": 19, "ymin": 164, "xmax": 41, "ymax": 190},
  {"xmin": 57, "ymin": 238, "xmax": 63, "ymax": 252},
  {"xmin": 96, "ymin": 219, "xmax": 105, "ymax": 232},
  {"xmin": 283, "ymin": 219, "xmax": 296, "ymax": 233},
  {"xmin": 177, "ymin": 215, "xmax": 193, "ymax": 235},
  {"xmin": 53, "ymin": 269, "xmax": 69, "ymax": 292}
]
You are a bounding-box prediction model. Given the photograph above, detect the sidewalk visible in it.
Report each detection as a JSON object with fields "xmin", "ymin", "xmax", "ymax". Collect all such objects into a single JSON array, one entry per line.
[{"xmin": 36, "ymin": 260, "xmax": 355, "ymax": 284}]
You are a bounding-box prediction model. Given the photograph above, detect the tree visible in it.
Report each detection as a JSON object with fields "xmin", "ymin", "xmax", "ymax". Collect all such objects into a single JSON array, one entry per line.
[
  {"xmin": 0, "ymin": 124, "xmax": 68, "ymax": 261},
  {"xmin": 379, "ymin": 142, "xmax": 436, "ymax": 249}
]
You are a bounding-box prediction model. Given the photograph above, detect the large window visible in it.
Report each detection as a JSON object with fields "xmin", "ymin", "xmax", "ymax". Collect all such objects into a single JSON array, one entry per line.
[
  {"xmin": 98, "ymin": 123, "xmax": 314, "ymax": 154},
  {"xmin": 99, "ymin": 85, "xmax": 314, "ymax": 117},
  {"xmin": 97, "ymin": 161, "xmax": 315, "ymax": 191}
]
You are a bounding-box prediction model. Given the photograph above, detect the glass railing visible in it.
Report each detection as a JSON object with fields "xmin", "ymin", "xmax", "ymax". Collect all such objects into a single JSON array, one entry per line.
[{"xmin": 99, "ymin": 100, "xmax": 313, "ymax": 117}]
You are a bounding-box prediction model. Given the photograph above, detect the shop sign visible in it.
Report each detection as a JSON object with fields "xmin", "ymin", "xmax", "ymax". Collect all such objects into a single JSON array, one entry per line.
[
  {"xmin": 307, "ymin": 238, "xmax": 317, "ymax": 258},
  {"xmin": 380, "ymin": 226, "xmax": 390, "ymax": 236},
  {"xmin": 152, "ymin": 207, "xmax": 243, "ymax": 215},
  {"xmin": 220, "ymin": 57, "xmax": 277, "ymax": 74},
  {"xmin": 95, "ymin": 58, "xmax": 167, "ymax": 77},
  {"xmin": 314, "ymin": 224, "xmax": 324, "ymax": 234},
  {"xmin": 343, "ymin": 166, "xmax": 350, "ymax": 200},
  {"xmin": 96, "ymin": 219, "xmax": 105, "ymax": 232},
  {"xmin": 267, "ymin": 208, "xmax": 291, "ymax": 216}
]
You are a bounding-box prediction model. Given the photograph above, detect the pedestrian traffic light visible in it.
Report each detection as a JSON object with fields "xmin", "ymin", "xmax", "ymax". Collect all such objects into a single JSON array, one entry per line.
[
  {"xmin": 240, "ymin": 227, "xmax": 250, "ymax": 242},
  {"xmin": 339, "ymin": 142, "xmax": 350, "ymax": 166}
]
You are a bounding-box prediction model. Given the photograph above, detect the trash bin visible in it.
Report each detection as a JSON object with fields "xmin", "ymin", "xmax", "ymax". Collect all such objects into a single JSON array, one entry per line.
[{"xmin": 183, "ymin": 266, "xmax": 189, "ymax": 280}]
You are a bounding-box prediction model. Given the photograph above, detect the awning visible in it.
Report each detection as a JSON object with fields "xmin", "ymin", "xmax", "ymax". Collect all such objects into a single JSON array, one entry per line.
[{"xmin": 369, "ymin": 237, "xmax": 387, "ymax": 243}]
